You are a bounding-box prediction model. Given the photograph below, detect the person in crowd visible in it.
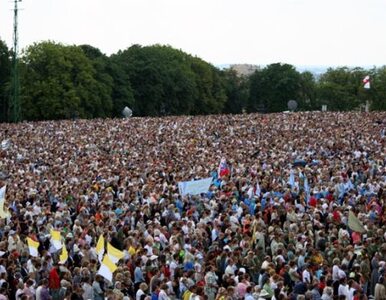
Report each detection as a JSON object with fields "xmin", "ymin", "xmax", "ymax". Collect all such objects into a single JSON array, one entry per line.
[{"xmin": 0, "ymin": 112, "xmax": 385, "ymax": 300}]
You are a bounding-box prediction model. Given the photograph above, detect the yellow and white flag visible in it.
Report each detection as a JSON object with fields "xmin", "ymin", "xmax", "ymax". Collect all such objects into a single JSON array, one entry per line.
[
  {"xmin": 50, "ymin": 230, "xmax": 62, "ymax": 250},
  {"xmin": 0, "ymin": 186, "xmax": 10, "ymax": 219},
  {"xmin": 107, "ymin": 242, "xmax": 124, "ymax": 264},
  {"xmin": 59, "ymin": 244, "xmax": 68, "ymax": 264},
  {"xmin": 97, "ymin": 254, "xmax": 117, "ymax": 282},
  {"xmin": 27, "ymin": 237, "xmax": 39, "ymax": 257},
  {"xmin": 96, "ymin": 235, "xmax": 105, "ymax": 263}
]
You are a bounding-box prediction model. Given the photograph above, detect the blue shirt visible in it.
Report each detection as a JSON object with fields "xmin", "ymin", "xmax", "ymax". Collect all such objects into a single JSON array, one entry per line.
[{"xmin": 134, "ymin": 266, "xmax": 145, "ymax": 283}]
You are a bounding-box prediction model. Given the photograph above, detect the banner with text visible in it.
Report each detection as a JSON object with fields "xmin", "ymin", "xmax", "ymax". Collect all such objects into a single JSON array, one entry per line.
[{"xmin": 178, "ymin": 177, "xmax": 213, "ymax": 196}]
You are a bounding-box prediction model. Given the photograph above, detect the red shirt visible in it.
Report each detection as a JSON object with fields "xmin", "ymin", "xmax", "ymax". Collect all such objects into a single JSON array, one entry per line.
[
  {"xmin": 332, "ymin": 210, "xmax": 341, "ymax": 222},
  {"xmin": 352, "ymin": 232, "xmax": 361, "ymax": 244},
  {"xmin": 309, "ymin": 197, "xmax": 317, "ymax": 207},
  {"xmin": 49, "ymin": 268, "xmax": 60, "ymax": 289}
]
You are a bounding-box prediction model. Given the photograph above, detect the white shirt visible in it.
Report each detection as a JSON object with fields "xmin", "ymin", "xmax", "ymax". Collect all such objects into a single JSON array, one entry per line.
[
  {"xmin": 348, "ymin": 287, "xmax": 356, "ymax": 300},
  {"xmin": 338, "ymin": 284, "xmax": 349, "ymax": 299},
  {"xmin": 158, "ymin": 289, "xmax": 169, "ymax": 300},
  {"xmin": 332, "ymin": 265, "xmax": 341, "ymax": 281},
  {"xmin": 136, "ymin": 289, "xmax": 145, "ymax": 300},
  {"xmin": 302, "ymin": 269, "xmax": 311, "ymax": 283},
  {"xmin": 225, "ymin": 264, "xmax": 237, "ymax": 277},
  {"xmin": 35, "ymin": 285, "xmax": 43, "ymax": 300}
]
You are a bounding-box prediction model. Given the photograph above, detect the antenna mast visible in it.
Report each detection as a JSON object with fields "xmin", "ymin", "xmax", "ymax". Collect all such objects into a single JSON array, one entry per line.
[{"xmin": 9, "ymin": 0, "xmax": 21, "ymax": 123}]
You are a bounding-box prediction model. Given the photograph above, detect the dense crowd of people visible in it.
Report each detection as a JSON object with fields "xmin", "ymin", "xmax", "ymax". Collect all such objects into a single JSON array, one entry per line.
[{"xmin": 0, "ymin": 111, "xmax": 385, "ymax": 300}]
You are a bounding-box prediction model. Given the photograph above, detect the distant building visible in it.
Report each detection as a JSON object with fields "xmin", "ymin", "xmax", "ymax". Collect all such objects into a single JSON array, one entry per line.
[{"xmin": 229, "ymin": 64, "xmax": 259, "ymax": 77}]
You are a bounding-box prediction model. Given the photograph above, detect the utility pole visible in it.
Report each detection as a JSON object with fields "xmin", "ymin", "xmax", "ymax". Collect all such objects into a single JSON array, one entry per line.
[{"xmin": 9, "ymin": 0, "xmax": 21, "ymax": 123}]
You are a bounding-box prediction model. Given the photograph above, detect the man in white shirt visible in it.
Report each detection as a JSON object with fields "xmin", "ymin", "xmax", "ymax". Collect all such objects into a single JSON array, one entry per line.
[
  {"xmin": 224, "ymin": 259, "xmax": 237, "ymax": 277},
  {"xmin": 338, "ymin": 278, "xmax": 349, "ymax": 299},
  {"xmin": 302, "ymin": 264, "xmax": 311, "ymax": 284}
]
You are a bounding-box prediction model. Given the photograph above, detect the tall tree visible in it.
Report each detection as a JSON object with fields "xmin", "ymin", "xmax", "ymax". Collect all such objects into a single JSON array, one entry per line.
[
  {"xmin": 113, "ymin": 45, "xmax": 227, "ymax": 116},
  {"xmin": 316, "ymin": 67, "xmax": 367, "ymax": 111},
  {"xmin": 221, "ymin": 69, "xmax": 249, "ymax": 114},
  {"xmin": 371, "ymin": 67, "xmax": 386, "ymax": 110},
  {"xmin": 248, "ymin": 63, "xmax": 301, "ymax": 113},
  {"xmin": 80, "ymin": 45, "xmax": 114, "ymax": 117},
  {"xmin": 299, "ymin": 71, "xmax": 317, "ymax": 110},
  {"xmin": 189, "ymin": 57, "xmax": 226, "ymax": 114},
  {"xmin": 21, "ymin": 42, "xmax": 105, "ymax": 120},
  {"xmin": 0, "ymin": 40, "xmax": 11, "ymax": 122}
]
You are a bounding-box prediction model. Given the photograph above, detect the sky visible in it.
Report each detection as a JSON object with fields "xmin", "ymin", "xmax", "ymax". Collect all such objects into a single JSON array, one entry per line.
[{"xmin": 0, "ymin": 0, "xmax": 385, "ymax": 67}]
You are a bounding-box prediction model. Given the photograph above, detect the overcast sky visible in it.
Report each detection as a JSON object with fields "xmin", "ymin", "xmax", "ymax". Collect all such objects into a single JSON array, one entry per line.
[{"xmin": 0, "ymin": 0, "xmax": 385, "ymax": 67}]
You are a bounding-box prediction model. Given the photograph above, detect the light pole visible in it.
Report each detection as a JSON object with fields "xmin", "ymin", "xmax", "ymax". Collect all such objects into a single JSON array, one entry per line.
[{"xmin": 9, "ymin": 0, "xmax": 22, "ymax": 123}]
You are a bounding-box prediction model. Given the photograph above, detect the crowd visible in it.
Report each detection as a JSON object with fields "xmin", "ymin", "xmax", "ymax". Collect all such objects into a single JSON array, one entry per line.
[{"xmin": 0, "ymin": 111, "xmax": 385, "ymax": 300}]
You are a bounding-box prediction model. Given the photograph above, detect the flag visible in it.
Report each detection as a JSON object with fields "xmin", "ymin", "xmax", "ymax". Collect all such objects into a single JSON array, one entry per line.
[
  {"xmin": 27, "ymin": 237, "xmax": 39, "ymax": 257},
  {"xmin": 288, "ymin": 169, "xmax": 295, "ymax": 188},
  {"xmin": 59, "ymin": 244, "xmax": 68, "ymax": 264},
  {"xmin": 50, "ymin": 230, "xmax": 62, "ymax": 250},
  {"xmin": 363, "ymin": 75, "xmax": 370, "ymax": 89},
  {"xmin": 96, "ymin": 235, "xmax": 105, "ymax": 262},
  {"xmin": 304, "ymin": 177, "xmax": 310, "ymax": 202},
  {"xmin": 255, "ymin": 181, "xmax": 261, "ymax": 197},
  {"xmin": 348, "ymin": 211, "xmax": 365, "ymax": 233},
  {"xmin": 97, "ymin": 254, "xmax": 117, "ymax": 282},
  {"xmin": 0, "ymin": 186, "xmax": 10, "ymax": 219},
  {"xmin": 107, "ymin": 243, "xmax": 124, "ymax": 264},
  {"xmin": 218, "ymin": 158, "xmax": 230, "ymax": 178},
  {"xmin": 1, "ymin": 139, "xmax": 10, "ymax": 150}
]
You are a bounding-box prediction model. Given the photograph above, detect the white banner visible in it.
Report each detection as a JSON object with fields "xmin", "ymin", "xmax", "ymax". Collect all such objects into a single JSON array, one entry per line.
[{"xmin": 178, "ymin": 177, "xmax": 213, "ymax": 196}]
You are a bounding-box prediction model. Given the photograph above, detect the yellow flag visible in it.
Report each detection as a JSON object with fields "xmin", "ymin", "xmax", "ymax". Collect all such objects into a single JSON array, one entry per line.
[
  {"xmin": 27, "ymin": 237, "xmax": 39, "ymax": 257},
  {"xmin": 102, "ymin": 254, "xmax": 117, "ymax": 272},
  {"xmin": 59, "ymin": 244, "xmax": 68, "ymax": 264},
  {"xmin": 107, "ymin": 243, "xmax": 124, "ymax": 263},
  {"xmin": 96, "ymin": 235, "xmax": 105, "ymax": 262},
  {"xmin": 51, "ymin": 230, "xmax": 61, "ymax": 240},
  {"xmin": 50, "ymin": 230, "xmax": 62, "ymax": 250}
]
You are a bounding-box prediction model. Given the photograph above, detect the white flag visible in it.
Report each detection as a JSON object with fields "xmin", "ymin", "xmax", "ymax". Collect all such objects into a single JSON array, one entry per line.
[
  {"xmin": 27, "ymin": 238, "xmax": 40, "ymax": 257},
  {"xmin": 0, "ymin": 186, "xmax": 10, "ymax": 219},
  {"xmin": 97, "ymin": 255, "xmax": 117, "ymax": 282},
  {"xmin": 363, "ymin": 75, "xmax": 370, "ymax": 89},
  {"xmin": 50, "ymin": 230, "xmax": 62, "ymax": 251}
]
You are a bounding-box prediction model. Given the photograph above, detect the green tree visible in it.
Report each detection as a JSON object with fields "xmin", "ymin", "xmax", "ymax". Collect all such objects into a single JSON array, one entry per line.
[
  {"xmin": 113, "ymin": 45, "xmax": 208, "ymax": 116},
  {"xmin": 316, "ymin": 67, "xmax": 367, "ymax": 111},
  {"xmin": 80, "ymin": 44, "xmax": 114, "ymax": 117},
  {"xmin": 371, "ymin": 67, "xmax": 386, "ymax": 110},
  {"xmin": 0, "ymin": 40, "xmax": 11, "ymax": 122},
  {"xmin": 248, "ymin": 63, "xmax": 301, "ymax": 113},
  {"xmin": 105, "ymin": 58, "xmax": 135, "ymax": 117},
  {"xmin": 21, "ymin": 41, "xmax": 105, "ymax": 120},
  {"xmin": 298, "ymin": 71, "xmax": 317, "ymax": 110},
  {"xmin": 220, "ymin": 69, "xmax": 249, "ymax": 114},
  {"xmin": 189, "ymin": 57, "xmax": 226, "ymax": 114},
  {"xmin": 247, "ymin": 69, "xmax": 265, "ymax": 112}
]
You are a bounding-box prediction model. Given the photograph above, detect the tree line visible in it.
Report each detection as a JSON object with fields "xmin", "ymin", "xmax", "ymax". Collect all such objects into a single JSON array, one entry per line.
[{"xmin": 0, "ymin": 40, "xmax": 385, "ymax": 122}]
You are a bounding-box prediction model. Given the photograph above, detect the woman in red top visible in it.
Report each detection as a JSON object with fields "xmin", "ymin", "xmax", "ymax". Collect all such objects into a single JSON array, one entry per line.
[{"xmin": 49, "ymin": 265, "xmax": 61, "ymax": 300}]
